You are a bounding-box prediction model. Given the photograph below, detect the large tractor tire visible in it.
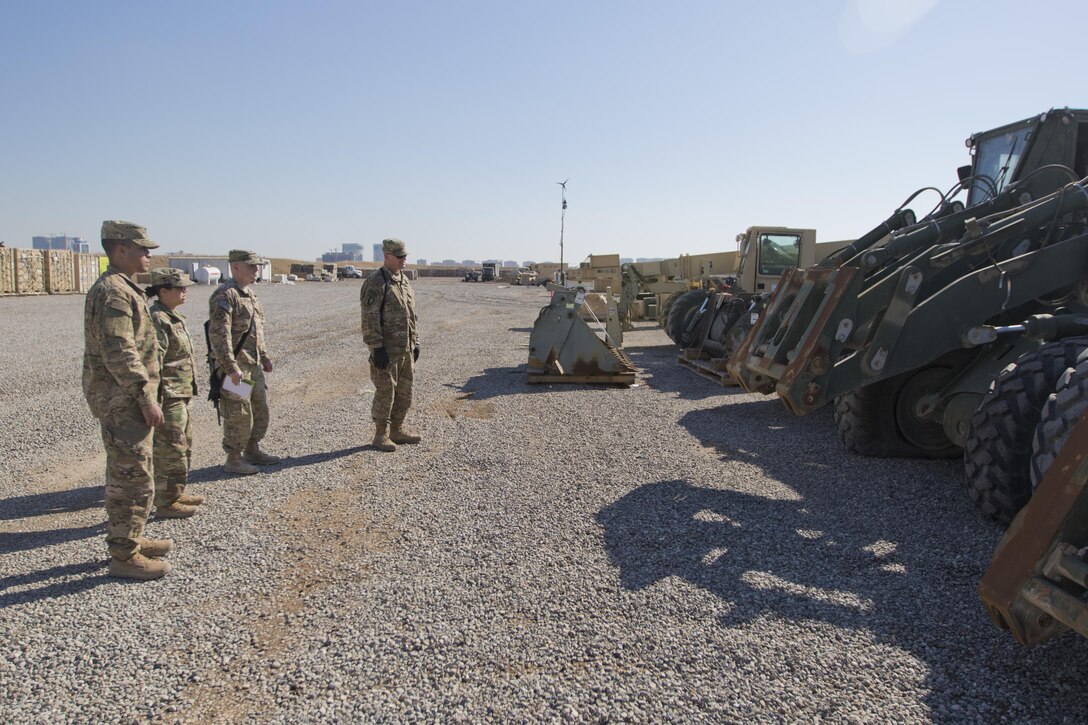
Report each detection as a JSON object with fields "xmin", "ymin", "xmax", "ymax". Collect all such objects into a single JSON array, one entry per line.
[
  {"xmin": 963, "ymin": 338, "xmax": 1088, "ymax": 525},
  {"xmin": 1031, "ymin": 350, "xmax": 1088, "ymax": 488},
  {"xmin": 835, "ymin": 365, "xmax": 962, "ymax": 459},
  {"xmin": 665, "ymin": 290, "xmax": 710, "ymax": 347}
]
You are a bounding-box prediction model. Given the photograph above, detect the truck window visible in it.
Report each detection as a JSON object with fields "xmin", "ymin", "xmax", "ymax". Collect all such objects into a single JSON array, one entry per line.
[
  {"xmin": 758, "ymin": 233, "xmax": 801, "ymax": 276},
  {"xmin": 968, "ymin": 126, "xmax": 1032, "ymax": 206}
]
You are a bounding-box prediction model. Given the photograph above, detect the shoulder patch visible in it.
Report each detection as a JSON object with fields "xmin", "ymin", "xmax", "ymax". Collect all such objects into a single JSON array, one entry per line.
[
  {"xmin": 214, "ymin": 307, "xmax": 228, "ymax": 321},
  {"xmin": 104, "ymin": 295, "xmax": 133, "ymax": 315}
]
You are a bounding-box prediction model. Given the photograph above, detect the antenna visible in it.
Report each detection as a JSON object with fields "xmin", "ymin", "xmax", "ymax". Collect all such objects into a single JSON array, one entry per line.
[{"xmin": 557, "ymin": 179, "xmax": 568, "ymax": 285}]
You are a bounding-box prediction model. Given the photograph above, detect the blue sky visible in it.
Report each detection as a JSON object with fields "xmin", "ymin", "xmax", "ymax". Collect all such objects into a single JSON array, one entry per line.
[{"xmin": 1, "ymin": 0, "xmax": 1085, "ymax": 264}]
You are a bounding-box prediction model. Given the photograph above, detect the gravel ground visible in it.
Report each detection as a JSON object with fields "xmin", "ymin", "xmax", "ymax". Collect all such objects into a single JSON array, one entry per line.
[{"xmin": 1, "ymin": 277, "xmax": 1086, "ymax": 722}]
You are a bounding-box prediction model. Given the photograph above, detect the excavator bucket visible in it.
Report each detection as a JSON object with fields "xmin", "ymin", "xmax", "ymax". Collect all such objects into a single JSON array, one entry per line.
[
  {"xmin": 528, "ymin": 286, "xmax": 637, "ymax": 385},
  {"xmin": 979, "ymin": 412, "xmax": 1088, "ymax": 645}
]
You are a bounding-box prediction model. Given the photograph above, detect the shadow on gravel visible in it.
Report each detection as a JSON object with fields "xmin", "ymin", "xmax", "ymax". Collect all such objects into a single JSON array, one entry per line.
[
  {"xmin": 456, "ymin": 366, "xmax": 561, "ymax": 400},
  {"xmin": 0, "ymin": 559, "xmax": 110, "ymax": 608},
  {"xmin": 597, "ymin": 402, "xmax": 1088, "ymax": 717},
  {"xmin": 0, "ymin": 485, "xmax": 102, "ymax": 521},
  {"xmin": 0, "ymin": 524, "xmax": 104, "ymax": 556},
  {"xmin": 188, "ymin": 445, "xmax": 370, "ymax": 483},
  {"xmin": 621, "ymin": 342, "xmax": 742, "ymax": 400}
]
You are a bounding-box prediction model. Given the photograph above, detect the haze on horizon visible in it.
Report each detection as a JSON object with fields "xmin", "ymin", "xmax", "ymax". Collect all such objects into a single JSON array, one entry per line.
[{"xmin": 1, "ymin": 0, "xmax": 1085, "ymax": 264}]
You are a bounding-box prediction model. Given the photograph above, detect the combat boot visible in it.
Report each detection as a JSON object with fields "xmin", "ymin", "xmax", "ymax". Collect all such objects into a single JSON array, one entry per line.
[
  {"xmin": 108, "ymin": 553, "xmax": 172, "ymax": 580},
  {"xmin": 155, "ymin": 502, "xmax": 198, "ymax": 519},
  {"xmin": 225, "ymin": 453, "xmax": 260, "ymax": 476},
  {"xmin": 389, "ymin": 423, "xmax": 422, "ymax": 445},
  {"xmin": 243, "ymin": 443, "xmax": 282, "ymax": 466},
  {"xmin": 176, "ymin": 493, "xmax": 205, "ymax": 506},
  {"xmin": 373, "ymin": 424, "xmax": 397, "ymax": 452},
  {"xmin": 136, "ymin": 537, "xmax": 174, "ymax": 558}
]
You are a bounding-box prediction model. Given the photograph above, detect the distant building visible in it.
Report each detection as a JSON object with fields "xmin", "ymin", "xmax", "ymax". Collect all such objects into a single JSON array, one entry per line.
[
  {"xmin": 462, "ymin": 259, "xmax": 476, "ymax": 266},
  {"xmin": 521, "ymin": 260, "xmax": 535, "ymax": 267},
  {"xmin": 416, "ymin": 258, "xmax": 428, "ymax": 266},
  {"xmin": 373, "ymin": 243, "xmax": 384, "ymax": 262},
  {"xmin": 343, "ymin": 243, "xmax": 363, "ymax": 255},
  {"xmin": 32, "ymin": 235, "xmax": 88, "ymax": 253},
  {"xmin": 441, "ymin": 259, "xmax": 457, "ymax": 266},
  {"xmin": 502, "ymin": 260, "xmax": 517, "ymax": 267},
  {"xmin": 322, "ymin": 251, "xmax": 356, "ymax": 263},
  {"xmin": 620, "ymin": 258, "xmax": 633, "ymax": 264},
  {"xmin": 483, "ymin": 259, "xmax": 499, "ymax": 265},
  {"xmin": 635, "ymin": 257, "xmax": 663, "ymax": 263}
]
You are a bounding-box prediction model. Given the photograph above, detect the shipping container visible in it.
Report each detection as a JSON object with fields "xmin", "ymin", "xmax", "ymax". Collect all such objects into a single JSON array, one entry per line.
[
  {"xmin": 15, "ymin": 249, "xmax": 45, "ymax": 294},
  {"xmin": 44, "ymin": 250, "xmax": 76, "ymax": 293},
  {"xmin": 0, "ymin": 248, "xmax": 16, "ymax": 295},
  {"xmin": 75, "ymin": 254, "xmax": 104, "ymax": 293}
]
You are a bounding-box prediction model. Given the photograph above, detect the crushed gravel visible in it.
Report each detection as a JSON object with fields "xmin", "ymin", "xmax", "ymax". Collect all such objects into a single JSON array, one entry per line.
[{"xmin": 1, "ymin": 278, "xmax": 1086, "ymax": 722}]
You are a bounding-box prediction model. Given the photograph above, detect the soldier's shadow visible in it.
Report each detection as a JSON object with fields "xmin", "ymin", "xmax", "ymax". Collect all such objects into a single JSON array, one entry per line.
[
  {"xmin": 0, "ymin": 560, "xmax": 111, "ymax": 608},
  {"xmin": 0, "ymin": 485, "xmax": 102, "ymax": 521},
  {"xmin": 187, "ymin": 444, "xmax": 370, "ymax": 482}
]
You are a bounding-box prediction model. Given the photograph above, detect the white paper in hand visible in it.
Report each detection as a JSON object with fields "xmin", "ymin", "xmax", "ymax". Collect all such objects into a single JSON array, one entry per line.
[{"xmin": 222, "ymin": 376, "xmax": 254, "ymax": 400}]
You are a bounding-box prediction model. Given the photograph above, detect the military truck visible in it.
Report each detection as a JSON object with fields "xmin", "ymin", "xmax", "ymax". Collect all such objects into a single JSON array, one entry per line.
[
  {"xmin": 481, "ymin": 262, "xmax": 497, "ymax": 282},
  {"xmin": 725, "ymin": 107, "xmax": 1088, "ymax": 524}
]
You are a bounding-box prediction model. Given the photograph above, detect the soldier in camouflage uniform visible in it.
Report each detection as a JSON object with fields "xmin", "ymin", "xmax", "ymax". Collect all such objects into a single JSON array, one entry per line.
[
  {"xmin": 207, "ymin": 250, "xmax": 281, "ymax": 475},
  {"xmin": 147, "ymin": 268, "xmax": 204, "ymax": 518},
  {"xmin": 360, "ymin": 238, "xmax": 421, "ymax": 452},
  {"xmin": 83, "ymin": 221, "xmax": 173, "ymax": 580}
]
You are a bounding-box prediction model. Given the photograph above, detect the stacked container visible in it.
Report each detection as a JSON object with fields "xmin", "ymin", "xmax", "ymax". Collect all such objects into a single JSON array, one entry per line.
[
  {"xmin": 44, "ymin": 250, "xmax": 76, "ymax": 293},
  {"xmin": 15, "ymin": 249, "xmax": 45, "ymax": 294},
  {"xmin": 0, "ymin": 248, "xmax": 16, "ymax": 295},
  {"xmin": 75, "ymin": 253, "xmax": 104, "ymax": 293}
]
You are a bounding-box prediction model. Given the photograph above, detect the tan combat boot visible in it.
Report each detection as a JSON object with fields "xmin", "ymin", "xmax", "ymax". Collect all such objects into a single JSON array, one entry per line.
[
  {"xmin": 373, "ymin": 423, "xmax": 397, "ymax": 452},
  {"xmin": 389, "ymin": 422, "xmax": 422, "ymax": 445},
  {"xmin": 136, "ymin": 537, "xmax": 174, "ymax": 558},
  {"xmin": 243, "ymin": 443, "xmax": 282, "ymax": 466},
  {"xmin": 176, "ymin": 493, "xmax": 205, "ymax": 506},
  {"xmin": 155, "ymin": 502, "xmax": 198, "ymax": 519},
  {"xmin": 225, "ymin": 453, "xmax": 260, "ymax": 475},
  {"xmin": 108, "ymin": 553, "xmax": 172, "ymax": 580}
]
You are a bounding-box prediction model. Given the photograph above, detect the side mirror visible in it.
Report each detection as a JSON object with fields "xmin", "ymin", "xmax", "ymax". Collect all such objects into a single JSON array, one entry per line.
[{"xmin": 957, "ymin": 165, "xmax": 972, "ymax": 182}]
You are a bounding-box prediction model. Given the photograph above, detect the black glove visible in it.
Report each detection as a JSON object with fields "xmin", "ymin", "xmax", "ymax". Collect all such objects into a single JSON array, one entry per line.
[
  {"xmin": 372, "ymin": 347, "xmax": 389, "ymax": 370},
  {"xmin": 413, "ymin": 346, "xmax": 420, "ymax": 362}
]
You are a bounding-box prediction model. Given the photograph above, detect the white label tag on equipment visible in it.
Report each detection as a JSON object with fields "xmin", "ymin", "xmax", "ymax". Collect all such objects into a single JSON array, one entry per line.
[{"xmin": 750, "ymin": 313, "xmax": 759, "ymax": 325}]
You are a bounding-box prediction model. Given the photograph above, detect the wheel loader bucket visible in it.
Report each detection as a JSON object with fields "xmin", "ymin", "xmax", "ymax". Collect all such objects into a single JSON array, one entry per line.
[
  {"xmin": 979, "ymin": 411, "xmax": 1088, "ymax": 645},
  {"xmin": 528, "ymin": 286, "xmax": 637, "ymax": 385}
]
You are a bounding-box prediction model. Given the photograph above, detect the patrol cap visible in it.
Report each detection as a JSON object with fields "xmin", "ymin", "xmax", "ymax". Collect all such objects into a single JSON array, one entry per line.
[
  {"xmin": 150, "ymin": 267, "xmax": 195, "ymax": 288},
  {"xmin": 383, "ymin": 238, "xmax": 408, "ymax": 257},
  {"xmin": 101, "ymin": 220, "xmax": 159, "ymax": 249},
  {"xmin": 228, "ymin": 249, "xmax": 260, "ymax": 264}
]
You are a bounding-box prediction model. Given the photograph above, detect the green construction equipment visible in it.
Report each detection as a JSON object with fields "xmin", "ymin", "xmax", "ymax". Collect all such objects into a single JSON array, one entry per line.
[
  {"xmin": 723, "ymin": 107, "xmax": 1088, "ymax": 524},
  {"xmin": 672, "ymin": 227, "xmax": 852, "ymax": 385},
  {"xmin": 980, "ymin": 403, "xmax": 1088, "ymax": 646}
]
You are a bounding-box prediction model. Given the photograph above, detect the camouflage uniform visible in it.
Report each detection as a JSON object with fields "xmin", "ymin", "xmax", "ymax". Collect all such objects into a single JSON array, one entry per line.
[
  {"xmin": 360, "ymin": 241, "xmax": 419, "ymax": 430},
  {"xmin": 150, "ymin": 289, "xmax": 197, "ymax": 508},
  {"xmin": 83, "ymin": 227, "xmax": 160, "ymax": 561},
  {"xmin": 207, "ymin": 258, "xmax": 271, "ymax": 456}
]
